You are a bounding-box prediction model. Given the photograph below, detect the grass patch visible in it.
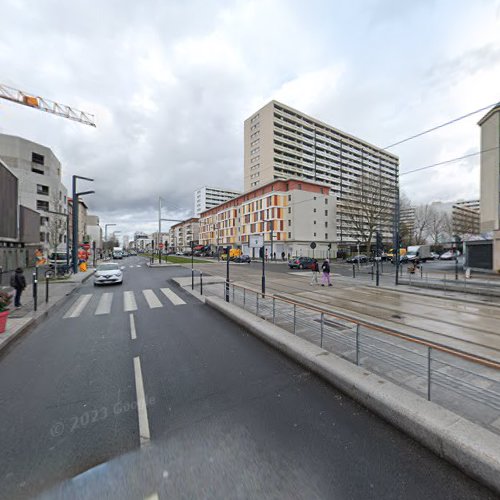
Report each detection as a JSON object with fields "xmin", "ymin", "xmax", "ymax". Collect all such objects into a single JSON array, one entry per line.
[{"xmin": 141, "ymin": 253, "xmax": 212, "ymax": 264}]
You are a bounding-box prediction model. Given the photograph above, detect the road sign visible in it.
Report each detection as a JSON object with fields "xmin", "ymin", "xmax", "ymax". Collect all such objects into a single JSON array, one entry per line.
[
  {"xmin": 159, "ymin": 243, "xmax": 164, "ymax": 249},
  {"xmin": 310, "ymin": 242, "xmax": 317, "ymax": 249},
  {"xmin": 250, "ymin": 235, "xmax": 264, "ymax": 248}
]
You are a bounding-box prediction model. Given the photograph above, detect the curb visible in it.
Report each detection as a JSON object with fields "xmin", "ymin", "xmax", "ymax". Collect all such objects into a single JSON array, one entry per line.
[
  {"xmin": 205, "ymin": 295, "xmax": 500, "ymax": 495},
  {"xmin": 0, "ymin": 270, "xmax": 95, "ymax": 357}
]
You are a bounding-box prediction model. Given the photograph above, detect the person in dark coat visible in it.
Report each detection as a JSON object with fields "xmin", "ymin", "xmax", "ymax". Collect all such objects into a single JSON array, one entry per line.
[
  {"xmin": 10, "ymin": 267, "xmax": 27, "ymax": 307},
  {"xmin": 321, "ymin": 259, "xmax": 332, "ymax": 287}
]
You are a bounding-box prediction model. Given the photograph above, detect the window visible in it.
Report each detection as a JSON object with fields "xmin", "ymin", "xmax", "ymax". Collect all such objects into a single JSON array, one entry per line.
[
  {"xmin": 40, "ymin": 216, "xmax": 49, "ymax": 225},
  {"xmin": 325, "ymin": 233, "xmax": 328, "ymax": 239},
  {"xmin": 325, "ymin": 221, "xmax": 328, "ymax": 227},
  {"xmin": 40, "ymin": 232, "xmax": 46, "ymax": 242},
  {"xmin": 314, "ymin": 232, "xmax": 316, "ymax": 237},
  {"xmin": 32, "ymin": 152, "xmax": 44, "ymax": 165},
  {"xmin": 325, "ymin": 198, "xmax": 328, "ymax": 204},
  {"xmin": 36, "ymin": 200, "xmax": 49, "ymax": 211},
  {"xmin": 314, "ymin": 220, "xmax": 316, "ymax": 225},
  {"xmin": 325, "ymin": 210, "xmax": 328, "ymax": 216},
  {"xmin": 31, "ymin": 166, "xmax": 44, "ymax": 175},
  {"xmin": 313, "ymin": 208, "xmax": 316, "ymax": 213},
  {"xmin": 288, "ymin": 220, "xmax": 291, "ymax": 226},
  {"xmin": 288, "ymin": 195, "xmax": 291, "ymax": 201},
  {"xmin": 288, "ymin": 232, "xmax": 291, "ymax": 238},
  {"xmin": 288, "ymin": 207, "xmax": 291, "ymax": 213},
  {"xmin": 37, "ymin": 184, "xmax": 49, "ymax": 195}
]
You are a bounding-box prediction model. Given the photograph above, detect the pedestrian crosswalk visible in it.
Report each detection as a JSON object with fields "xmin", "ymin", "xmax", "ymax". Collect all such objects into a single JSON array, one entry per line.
[
  {"xmin": 63, "ymin": 288, "xmax": 186, "ymax": 319},
  {"xmin": 127, "ymin": 265, "xmax": 142, "ymax": 268}
]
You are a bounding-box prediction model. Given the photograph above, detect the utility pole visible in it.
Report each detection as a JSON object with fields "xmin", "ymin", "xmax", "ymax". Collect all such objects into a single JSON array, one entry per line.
[{"xmin": 72, "ymin": 175, "xmax": 94, "ymax": 273}]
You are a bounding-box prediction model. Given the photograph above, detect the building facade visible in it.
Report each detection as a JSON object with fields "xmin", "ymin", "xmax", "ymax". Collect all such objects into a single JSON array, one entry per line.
[
  {"xmin": 194, "ymin": 186, "xmax": 241, "ymax": 216},
  {"xmin": 168, "ymin": 218, "xmax": 200, "ymax": 252},
  {"xmin": 0, "ymin": 159, "xmax": 42, "ymax": 276},
  {"xmin": 199, "ymin": 179, "xmax": 336, "ymax": 258},
  {"xmin": 0, "ymin": 134, "xmax": 68, "ymax": 253},
  {"xmin": 86, "ymin": 214, "xmax": 102, "ymax": 250},
  {"xmin": 243, "ymin": 101, "xmax": 399, "ymax": 245},
  {"xmin": 68, "ymin": 198, "xmax": 88, "ymax": 247},
  {"xmin": 479, "ymin": 104, "xmax": 500, "ymax": 233}
]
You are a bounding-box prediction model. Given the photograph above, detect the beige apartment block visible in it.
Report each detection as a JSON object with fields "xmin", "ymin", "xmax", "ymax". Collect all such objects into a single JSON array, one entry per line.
[
  {"xmin": 168, "ymin": 217, "xmax": 200, "ymax": 252},
  {"xmin": 244, "ymin": 101, "xmax": 399, "ymax": 246},
  {"xmin": 199, "ymin": 179, "xmax": 337, "ymax": 259},
  {"xmin": 479, "ymin": 104, "xmax": 500, "ymax": 233}
]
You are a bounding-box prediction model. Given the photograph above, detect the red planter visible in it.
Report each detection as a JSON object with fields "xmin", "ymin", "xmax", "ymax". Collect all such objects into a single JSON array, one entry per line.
[{"xmin": 0, "ymin": 310, "xmax": 10, "ymax": 334}]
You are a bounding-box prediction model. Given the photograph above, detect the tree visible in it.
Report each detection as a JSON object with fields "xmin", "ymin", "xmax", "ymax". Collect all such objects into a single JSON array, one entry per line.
[
  {"xmin": 426, "ymin": 206, "xmax": 446, "ymax": 245},
  {"xmin": 45, "ymin": 193, "xmax": 67, "ymax": 271},
  {"xmin": 342, "ymin": 170, "xmax": 397, "ymax": 254},
  {"xmin": 412, "ymin": 204, "xmax": 432, "ymax": 245}
]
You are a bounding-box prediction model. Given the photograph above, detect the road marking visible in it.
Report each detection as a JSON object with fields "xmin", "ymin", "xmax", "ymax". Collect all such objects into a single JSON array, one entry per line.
[
  {"xmin": 144, "ymin": 494, "xmax": 159, "ymax": 500},
  {"xmin": 133, "ymin": 356, "xmax": 151, "ymax": 446},
  {"xmin": 63, "ymin": 294, "xmax": 92, "ymax": 318},
  {"xmin": 143, "ymin": 289, "xmax": 162, "ymax": 308},
  {"xmin": 136, "ymin": 265, "xmax": 141, "ymax": 268},
  {"xmin": 161, "ymin": 288, "xmax": 186, "ymax": 305},
  {"xmin": 124, "ymin": 291, "xmax": 137, "ymax": 311},
  {"xmin": 120, "ymin": 266, "xmax": 126, "ymax": 270},
  {"xmin": 130, "ymin": 313, "xmax": 136, "ymax": 340},
  {"xmin": 95, "ymin": 292, "xmax": 113, "ymax": 315}
]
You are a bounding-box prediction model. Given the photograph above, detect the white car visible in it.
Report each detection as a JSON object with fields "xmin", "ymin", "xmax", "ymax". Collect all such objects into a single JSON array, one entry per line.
[
  {"xmin": 439, "ymin": 250, "xmax": 461, "ymax": 260},
  {"xmin": 94, "ymin": 263, "xmax": 123, "ymax": 286}
]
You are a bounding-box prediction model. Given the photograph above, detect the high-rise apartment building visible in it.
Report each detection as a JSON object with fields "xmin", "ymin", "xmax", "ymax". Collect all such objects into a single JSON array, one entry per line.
[
  {"xmin": 479, "ymin": 104, "xmax": 500, "ymax": 233},
  {"xmin": 194, "ymin": 186, "xmax": 241, "ymax": 216},
  {"xmin": 199, "ymin": 179, "xmax": 336, "ymax": 258},
  {"xmin": 244, "ymin": 101, "xmax": 399, "ymax": 246}
]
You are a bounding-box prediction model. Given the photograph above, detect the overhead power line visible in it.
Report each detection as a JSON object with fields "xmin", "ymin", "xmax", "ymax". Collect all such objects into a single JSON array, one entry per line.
[
  {"xmin": 400, "ymin": 145, "xmax": 500, "ymax": 177},
  {"xmin": 384, "ymin": 101, "xmax": 499, "ymax": 150}
]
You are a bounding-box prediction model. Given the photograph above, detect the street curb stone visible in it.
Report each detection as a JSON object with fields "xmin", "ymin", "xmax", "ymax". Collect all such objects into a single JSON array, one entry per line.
[{"xmin": 206, "ymin": 295, "xmax": 500, "ymax": 495}]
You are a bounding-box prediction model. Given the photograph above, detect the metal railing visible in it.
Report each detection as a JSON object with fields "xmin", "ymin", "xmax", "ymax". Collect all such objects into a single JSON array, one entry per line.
[{"xmin": 211, "ymin": 281, "xmax": 500, "ymax": 435}]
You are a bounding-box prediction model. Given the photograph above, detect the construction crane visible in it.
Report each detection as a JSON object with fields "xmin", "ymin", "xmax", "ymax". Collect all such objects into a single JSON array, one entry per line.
[{"xmin": 0, "ymin": 83, "xmax": 96, "ymax": 127}]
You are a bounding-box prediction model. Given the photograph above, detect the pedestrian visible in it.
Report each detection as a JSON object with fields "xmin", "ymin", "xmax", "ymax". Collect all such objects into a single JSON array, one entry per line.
[
  {"xmin": 273, "ymin": 252, "xmax": 276, "ymax": 261},
  {"xmin": 287, "ymin": 252, "xmax": 291, "ymax": 260},
  {"xmin": 265, "ymin": 249, "xmax": 269, "ymax": 262},
  {"xmin": 281, "ymin": 251, "xmax": 285, "ymax": 261},
  {"xmin": 310, "ymin": 260, "xmax": 320, "ymax": 285},
  {"xmin": 321, "ymin": 259, "xmax": 332, "ymax": 287},
  {"xmin": 10, "ymin": 267, "xmax": 27, "ymax": 308}
]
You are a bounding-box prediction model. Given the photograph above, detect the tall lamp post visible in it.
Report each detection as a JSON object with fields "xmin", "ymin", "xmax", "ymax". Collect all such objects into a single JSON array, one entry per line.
[{"xmin": 72, "ymin": 175, "xmax": 94, "ymax": 273}]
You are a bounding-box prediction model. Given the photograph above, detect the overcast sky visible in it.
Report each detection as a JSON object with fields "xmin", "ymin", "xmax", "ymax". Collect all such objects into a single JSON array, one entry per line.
[{"xmin": 1, "ymin": 0, "xmax": 499, "ymax": 241}]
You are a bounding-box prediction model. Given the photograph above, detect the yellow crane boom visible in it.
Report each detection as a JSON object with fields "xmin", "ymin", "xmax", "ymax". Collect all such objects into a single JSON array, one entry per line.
[{"xmin": 0, "ymin": 83, "xmax": 96, "ymax": 127}]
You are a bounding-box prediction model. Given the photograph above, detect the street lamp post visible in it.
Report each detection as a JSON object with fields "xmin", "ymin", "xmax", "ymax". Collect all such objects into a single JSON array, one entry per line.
[{"xmin": 72, "ymin": 175, "xmax": 94, "ymax": 274}]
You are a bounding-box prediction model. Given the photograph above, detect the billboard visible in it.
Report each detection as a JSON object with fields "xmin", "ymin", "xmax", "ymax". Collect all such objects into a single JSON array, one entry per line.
[{"xmin": 249, "ymin": 235, "xmax": 263, "ymax": 248}]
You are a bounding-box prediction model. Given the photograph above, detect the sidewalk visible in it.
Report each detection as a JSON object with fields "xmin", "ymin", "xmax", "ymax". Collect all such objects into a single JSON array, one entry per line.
[{"xmin": 0, "ymin": 266, "xmax": 96, "ymax": 353}]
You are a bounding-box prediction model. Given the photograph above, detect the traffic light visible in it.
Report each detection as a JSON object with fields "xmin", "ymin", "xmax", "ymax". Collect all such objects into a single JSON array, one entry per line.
[{"xmin": 375, "ymin": 232, "xmax": 382, "ymax": 252}]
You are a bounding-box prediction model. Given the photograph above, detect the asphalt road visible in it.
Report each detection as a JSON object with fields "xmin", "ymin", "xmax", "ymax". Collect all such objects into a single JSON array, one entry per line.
[{"xmin": 0, "ymin": 256, "xmax": 495, "ymax": 499}]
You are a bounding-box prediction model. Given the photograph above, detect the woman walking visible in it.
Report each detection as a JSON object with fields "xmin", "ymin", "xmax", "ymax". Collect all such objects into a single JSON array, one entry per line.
[{"xmin": 321, "ymin": 259, "xmax": 332, "ymax": 287}]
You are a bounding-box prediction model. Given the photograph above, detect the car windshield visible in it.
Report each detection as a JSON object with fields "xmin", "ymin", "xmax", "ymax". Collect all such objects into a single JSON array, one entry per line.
[
  {"xmin": 49, "ymin": 253, "xmax": 67, "ymax": 260},
  {"xmin": 97, "ymin": 264, "xmax": 120, "ymax": 271}
]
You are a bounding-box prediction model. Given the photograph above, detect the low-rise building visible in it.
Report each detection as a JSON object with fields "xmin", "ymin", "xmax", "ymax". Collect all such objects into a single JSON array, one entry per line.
[
  {"xmin": 199, "ymin": 179, "xmax": 336, "ymax": 259},
  {"xmin": 86, "ymin": 215, "xmax": 102, "ymax": 251}
]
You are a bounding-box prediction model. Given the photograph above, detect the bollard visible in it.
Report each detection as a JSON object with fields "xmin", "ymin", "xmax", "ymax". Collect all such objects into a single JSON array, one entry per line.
[
  {"xmin": 200, "ymin": 272, "xmax": 203, "ymax": 295},
  {"xmin": 32, "ymin": 272, "xmax": 38, "ymax": 312},
  {"xmin": 371, "ymin": 264, "xmax": 374, "ymax": 281},
  {"xmin": 191, "ymin": 269, "xmax": 194, "ymax": 290},
  {"xmin": 420, "ymin": 265, "xmax": 423, "ymax": 279},
  {"xmin": 45, "ymin": 275, "xmax": 49, "ymax": 303},
  {"xmin": 352, "ymin": 264, "xmax": 355, "ymax": 278}
]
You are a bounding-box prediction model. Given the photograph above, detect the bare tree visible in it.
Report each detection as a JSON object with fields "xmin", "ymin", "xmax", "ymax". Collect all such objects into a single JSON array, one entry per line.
[
  {"xmin": 45, "ymin": 192, "xmax": 67, "ymax": 272},
  {"xmin": 412, "ymin": 204, "xmax": 432, "ymax": 244},
  {"xmin": 426, "ymin": 206, "xmax": 446, "ymax": 245},
  {"xmin": 342, "ymin": 171, "xmax": 397, "ymax": 254}
]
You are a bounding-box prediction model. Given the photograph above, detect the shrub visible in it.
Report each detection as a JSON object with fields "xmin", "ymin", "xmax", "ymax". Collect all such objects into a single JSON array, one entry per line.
[{"xmin": 0, "ymin": 290, "xmax": 12, "ymax": 312}]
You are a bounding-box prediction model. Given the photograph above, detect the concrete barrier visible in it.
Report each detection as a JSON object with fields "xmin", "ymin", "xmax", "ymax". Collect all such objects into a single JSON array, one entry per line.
[{"xmin": 206, "ymin": 295, "xmax": 500, "ymax": 494}]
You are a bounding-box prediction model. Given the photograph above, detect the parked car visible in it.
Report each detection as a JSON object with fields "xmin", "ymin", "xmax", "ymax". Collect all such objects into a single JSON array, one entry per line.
[
  {"xmin": 430, "ymin": 252, "xmax": 440, "ymax": 260},
  {"xmin": 175, "ymin": 251, "xmax": 183, "ymax": 255},
  {"xmin": 346, "ymin": 254, "xmax": 369, "ymax": 264},
  {"xmin": 94, "ymin": 263, "xmax": 123, "ymax": 286},
  {"xmin": 234, "ymin": 254, "xmax": 251, "ymax": 263},
  {"xmin": 439, "ymin": 250, "xmax": 461, "ymax": 260},
  {"xmin": 288, "ymin": 257, "xmax": 316, "ymax": 269},
  {"xmin": 48, "ymin": 252, "xmax": 68, "ymax": 266}
]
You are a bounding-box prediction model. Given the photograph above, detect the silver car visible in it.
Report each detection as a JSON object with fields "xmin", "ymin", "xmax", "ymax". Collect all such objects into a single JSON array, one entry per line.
[{"xmin": 94, "ymin": 263, "xmax": 123, "ymax": 286}]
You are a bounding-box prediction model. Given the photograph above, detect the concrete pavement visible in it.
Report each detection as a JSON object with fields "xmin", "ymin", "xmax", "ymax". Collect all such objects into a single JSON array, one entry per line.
[{"xmin": 1, "ymin": 257, "xmax": 495, "ymax": 499}]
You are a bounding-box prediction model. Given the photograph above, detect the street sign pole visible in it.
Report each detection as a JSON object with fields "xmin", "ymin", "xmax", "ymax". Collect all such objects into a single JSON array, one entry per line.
[{"xmin": 225, "ymin": 246, "xmax": 230, "ymax": 302}]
